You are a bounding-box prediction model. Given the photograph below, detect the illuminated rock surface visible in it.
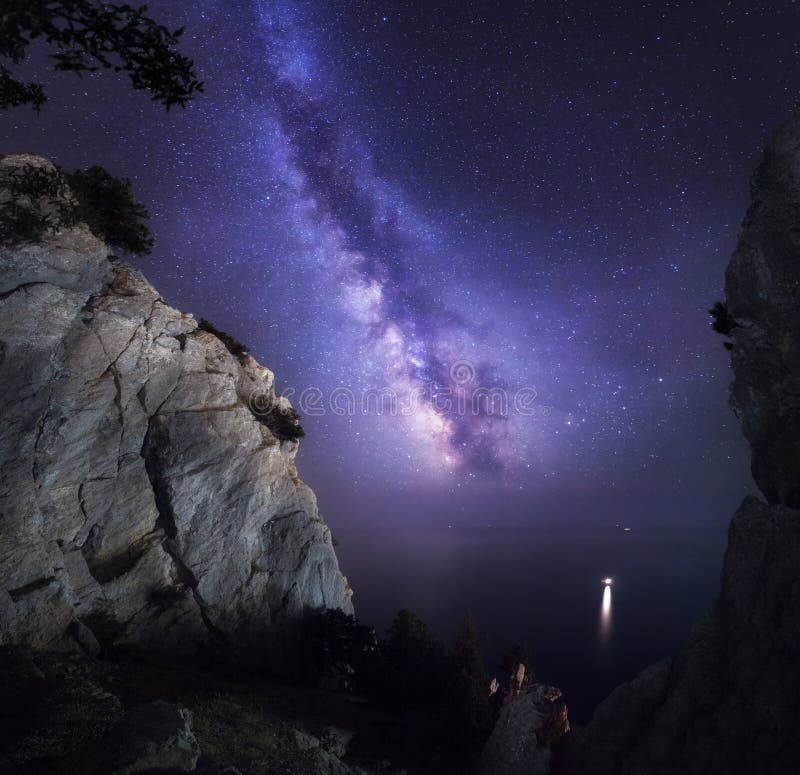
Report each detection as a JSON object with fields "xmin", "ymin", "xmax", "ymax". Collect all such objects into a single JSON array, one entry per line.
[{"xmin": 0, "ymin": 154, "xmax": 352, "ymax": 662}]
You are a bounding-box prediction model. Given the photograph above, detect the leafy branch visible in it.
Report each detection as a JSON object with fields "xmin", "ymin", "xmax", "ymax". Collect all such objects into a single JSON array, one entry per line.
[{"xmin": 0, "ymin": 1, "xmax": 203, "ymax": 110}]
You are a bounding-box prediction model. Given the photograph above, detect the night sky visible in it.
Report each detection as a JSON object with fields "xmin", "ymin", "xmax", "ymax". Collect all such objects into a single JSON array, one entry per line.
[{"xmin": 5, "ymin": 0, "xmax": 794, "ymax": 530}]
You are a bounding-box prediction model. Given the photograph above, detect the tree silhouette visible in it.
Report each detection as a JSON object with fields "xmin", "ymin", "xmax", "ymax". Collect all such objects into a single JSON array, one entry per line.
[
  {"xmin": 0, "ymin": 1, "xmax": 202, "ymax": 111},
  {"xmin": 709, "ymin": 301, "xmax": 741, "ymax": 337},
  {"xmin": 381, "ymin": 608, "xmax": 449, "ymax": 708},
  {"xmin": 500, "ymin": 640, "xmax": 529, "ymax": 679},
  {"xmin": 0, "ymin": 162, "xmax": 76, "ymax": 245},
  {"xmin": 446, "ymin": 615, "xmax": 494, "ymax": 759},
  {"xmin": 65, "ymin": 165, "xmax": 153, "ymax": 254},
  {"xmin": 1, "ymin": 162, "xmax": 153, "ymax": 254}
]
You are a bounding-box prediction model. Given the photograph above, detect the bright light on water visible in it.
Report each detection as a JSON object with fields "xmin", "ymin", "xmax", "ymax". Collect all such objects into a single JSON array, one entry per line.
[{"xmin": 600, "ymin": 583, "xmax": 613, "ymax": 643}]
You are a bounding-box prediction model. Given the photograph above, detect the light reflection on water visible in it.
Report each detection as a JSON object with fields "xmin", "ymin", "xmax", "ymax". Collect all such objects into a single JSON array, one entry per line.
[
  {"xmin": 334, "ymin": 523, "xmax": 727, "ymax": 722},
  {"xmin": 600, "ymin": 584, "xmax": 612, "ymax": 643}
]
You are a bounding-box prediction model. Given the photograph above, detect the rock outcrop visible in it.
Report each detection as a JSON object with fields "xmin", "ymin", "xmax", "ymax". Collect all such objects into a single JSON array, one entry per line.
[
  {"xmin": 564, "ymin": 112, "xmax": 800, "ymax": 774},
  {"xmin": 477, "ymin": 684, "xmax": 569, "ymax": 775},
  {"xmin": 293, "ymin": 727, "xmax": 366, "ymax": 775},
  {"xmin": 72, "ymin": 700, "xmax": 200, "ymax": 774},
  {"xmin": 726, "ymin": 114, "xmax": 800, "ymax": 507},
  {"xmin": 0, "ymin": 154, "xmax": 352, "ymax": 663}
]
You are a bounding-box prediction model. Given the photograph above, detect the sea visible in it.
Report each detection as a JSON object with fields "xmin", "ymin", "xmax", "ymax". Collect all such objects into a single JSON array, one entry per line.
[{"xmin": 333, "ymin": 522, "xmax": 729, "ymax": 723}]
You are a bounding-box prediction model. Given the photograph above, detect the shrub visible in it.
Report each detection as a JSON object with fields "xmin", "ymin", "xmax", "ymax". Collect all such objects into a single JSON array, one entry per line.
[
  {"xmin": 500, "ymin": 639, "xmax": 536, "ymax": 688},
  {"xmin": 263, "ymin": 405, "xmax": 306, "ymax": 440},
  {"xmin": 377, "ymin": 608, "xmax": 450, "ymax": 709},
  {"xmin": 301, "ymin": 609, "xmax": 378, "ymax": 691},
  {"xmin": 198, "ymin": 318, "xmax": 249, "ymax": 359},
  {"xmin": 0, "ymin": 163, "xmax": 76, "ymax": 246},
  {"xmin": 355, "ymin": 609, "xmax": 498, "ymax": 767},
  {"xmin": 197, "ymin": 319, "xmax": 306, "ymax": 440},
  {"xmin": 1, "ymin": 163, "xmax": 153, "ymax": 256},
  {"xmin": 444, "ymin": 615, "xmax": 494, "ymax": 761},
  {"xmin": 709, "ymin": 301, "xmax": 740, "ymax": 336},
  {"xmin": 297, "ymin": 608, "xmax": 510, "ymax": 768},
  {"xmin": 65, "ymin": 166, "xmax": 153, "ymax": 255}
]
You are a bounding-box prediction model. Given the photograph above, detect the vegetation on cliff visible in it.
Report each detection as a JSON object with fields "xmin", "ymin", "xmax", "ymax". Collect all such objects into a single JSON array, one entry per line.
[
  {"xmin": 302, "ymin": 607, "xmax": 535, "ymax": 770},
  {"xmin": 0, "ymin": 162, "xmax": 152, "ymax": 255}
]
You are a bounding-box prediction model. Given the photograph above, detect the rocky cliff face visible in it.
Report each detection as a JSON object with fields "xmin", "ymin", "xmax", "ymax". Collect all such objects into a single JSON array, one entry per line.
[
  {"xmin": 726, "ymin": 113, "xmax": 800, "ymax": 508},
  {"xmin": 564, "ymin": 113, "xmax": 800, "ymax": 774},
  {"xmin": 0, "ymin": 154, "xmax": 352, "ymax": 662}
]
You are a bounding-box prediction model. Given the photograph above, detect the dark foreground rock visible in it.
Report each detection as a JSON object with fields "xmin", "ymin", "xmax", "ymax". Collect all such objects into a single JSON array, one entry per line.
[
  {"xmin": 72, "ymin": 700, "xmax": 200, "ymax": 774},
  {"xmin": 564, "ymin": 496, "xmax": 800, "ymax": 775},
  {"xmin": 477, "ymin": 684, "xmax": 569, "ymax": 775},
  {"xmin": 726, "ymin": 110, "xmax": 800, "ymax": 508},
  {"xmin": 563, "ymin": 110, "xmax": 800, "ymax": 775},
  {"xmin": 0, "ymin": 650, "xmax": 416, "ymax": 775}
]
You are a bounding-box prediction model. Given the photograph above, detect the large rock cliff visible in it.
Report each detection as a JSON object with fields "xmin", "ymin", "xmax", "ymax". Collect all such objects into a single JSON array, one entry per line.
[
  {"xmin": 564, "ymin": 113, "xmax": 800, "ymax": 774},
  {"xmin": 0, "ymin": 154, "xmax": 352, "ymax": 662},
  {"xmin": 727, "ymin": 114, "xmax": 800, "ymax": 508}
]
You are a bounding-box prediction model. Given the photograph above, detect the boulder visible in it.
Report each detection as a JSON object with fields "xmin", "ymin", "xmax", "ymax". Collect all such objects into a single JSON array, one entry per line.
[
  {"xmin": 72, "ymin": 700, "xmax": 199, "ymax": 774},
  {"xmin": 477, "ymin": 684, "xmax": 569, "ymax": 775},
  {"xmin": 321, "ymin": 725, "xmax": 355, "ymax": 758},
  {"xmin": 292, "ymin": 728, "xmax": 365, "ymax": 775}
]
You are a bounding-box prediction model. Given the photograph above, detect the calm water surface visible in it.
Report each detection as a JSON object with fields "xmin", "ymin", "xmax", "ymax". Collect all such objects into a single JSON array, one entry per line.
[{"xmin": 334, "ymin": 523, "xmax": 728, "ymax": 723}]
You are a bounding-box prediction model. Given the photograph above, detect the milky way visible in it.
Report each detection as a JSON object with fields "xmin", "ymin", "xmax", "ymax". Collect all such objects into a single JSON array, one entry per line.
[
  {"xmin": 5, "ymin": 0, "xmax": 797, "ymax": 526},
  {"xmin": 254, "ymin": 1, "xmax": 520, "ymax": 474}
]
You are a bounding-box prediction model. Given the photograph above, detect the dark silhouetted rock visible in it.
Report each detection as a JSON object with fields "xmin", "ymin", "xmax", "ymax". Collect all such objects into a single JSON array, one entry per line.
[
  {"xmin": 564, "ymin": 496, "xmax": 800, "ymax": 775},
  {"xmin": 477, "ymin": 684, "xmax": 569, "ymax": 775},
  {"xmin": 726, "ymin": 110, "xmax": 800, "ymax": 508},
  {"xmin": 72, "ymin": 700, "xmax": 199, "ymax": 774},
  {"xmin": 321, "ymin": 725, "xmax": 355, "ymax": 759},
  {"xmin": 564, "ymin": 109, "xmax": 800, "ymax": 775}
]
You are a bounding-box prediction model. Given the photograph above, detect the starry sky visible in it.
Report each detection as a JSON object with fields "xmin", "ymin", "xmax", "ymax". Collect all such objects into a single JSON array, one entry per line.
[{"xmin": 5, "ymin": 0, "xmax": 795, "ymax": 529}]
